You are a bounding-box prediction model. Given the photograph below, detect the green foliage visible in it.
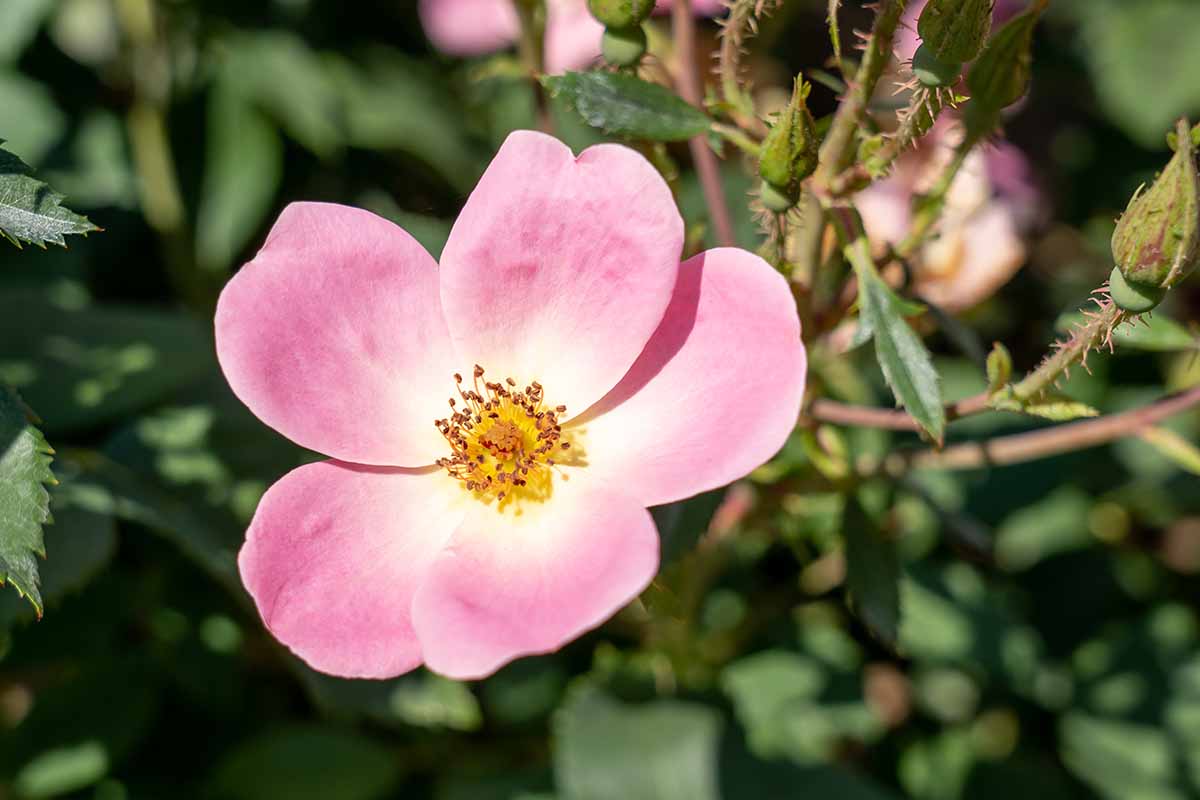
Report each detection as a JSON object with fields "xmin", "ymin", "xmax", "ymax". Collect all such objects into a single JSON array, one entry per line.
[
  {"xmin": 0, "ymin": 385, "xmax": 53, "ymax": 613},
  {"xmin": 541, "ymin": 72, "xmax": 713, "ymax": 141},
  {"xmin": 842, "ymin": 494, "xmax": 902, "ymax": 646},
  {"xmin": 554, "ymin": 687, "xmax": 722, "ymax": 800},
  {"xmin": 0, "ymin": 142, "xmax": 97, "ymax": 248},
  {"xmin": 854, "ymin": 263, "xmax": 946, "ymax": 441}
]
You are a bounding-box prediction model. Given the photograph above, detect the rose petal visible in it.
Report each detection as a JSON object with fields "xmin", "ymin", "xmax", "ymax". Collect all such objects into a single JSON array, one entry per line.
[
  {"xmin": 215, "ymin": 202, "xmax": 460, "ymax": 466},
  {"xmin": 439, "ymin": 130, "xmax": 683, "ymax": 418},
  {"xmin": 572, "ymin": 248, "xmax": 805, "ymax": 507},
  {"xmin": 239, "ymin": 461, "xmax": 467, "ymax": 679},
  {"xmin": 917, "ymin": 203, "xmax": 1025, "ymax": 311},
  {"xmin": 412, "ymin": 474, "xmax": 659, "ymax": 679},
  {"xmin": 418, "ymin": 0, "xmax": 520, "ymax": 56}
]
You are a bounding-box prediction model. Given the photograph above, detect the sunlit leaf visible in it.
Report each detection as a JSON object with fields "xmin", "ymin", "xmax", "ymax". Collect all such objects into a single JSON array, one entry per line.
[
  {"xmin": 0, "ymin": 142, "xmax": 97, "ymax": 248},
  {"xmin": 541, "ymin": 72, "xmax": 713, "ymax": 142},
  {"xmin": 0, "ymin": 385, "xmax": 53, "ymax": 613}
]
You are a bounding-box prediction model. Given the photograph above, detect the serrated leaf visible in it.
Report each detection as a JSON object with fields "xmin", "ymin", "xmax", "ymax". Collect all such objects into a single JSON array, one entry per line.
[
  {"xmin": 0, "ymin": 141, "xmax": 97, "ymax": 248},
  {"xmin": 0, "ymin": 385, "xmax": 54, "ymax": 613},
  {"xmin": 195, "ymin": 75, "xmax": 283, "ymax": 272},
  {"xmin": 842, "ymin": 494, "xmax": 902, "ymax": 647},
  {"xmin": 541, "ymin": 71, "xmax": 712, "ymax": 142},
  {"xmin": 854, "ymin": 262, "xmax": 945, "ymax": 441},
  {"xmin": 554, "ymin": 686, "xmax": 722, "ymax": 800},
  {"xmin": 1139, "ymin": 426, "xmax": 1200, "ymax": 475}
]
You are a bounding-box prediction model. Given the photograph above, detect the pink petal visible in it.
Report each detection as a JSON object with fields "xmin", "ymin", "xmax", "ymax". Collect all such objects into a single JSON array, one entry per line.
[
  {"xmin": 411, "ymin": 474, "xmax": 658, "ymax": 679},
  {"xmin": 439, "ymin": 131, "xmax": 683, "ymax": 418},
  {"xmin": 215, "ymin": 202, "xmax": 460, "ymax": 466},
  {"xmin": 917, "ymin": 203, "xmax": 1025, "ymax": 312},
  {"xmin": 418, "ymin": 0, "xmax": 520, "ymax": 57},
  {"xmin": 544, "ymin": 0, "xmax": 604, "ymax": 73},
  {"xmin": 239, "ymin": 461, "xmax": 466, "ymax": 679},
  {"xmin": 573, "ymin": 248, "xmax": 806, "ymax": 508}
]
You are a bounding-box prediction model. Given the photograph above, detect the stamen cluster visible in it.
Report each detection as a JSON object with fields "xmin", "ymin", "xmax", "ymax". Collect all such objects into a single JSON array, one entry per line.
[{"xmin": 435, "ymin": 365, "xmax": 570, "ymax": 501}]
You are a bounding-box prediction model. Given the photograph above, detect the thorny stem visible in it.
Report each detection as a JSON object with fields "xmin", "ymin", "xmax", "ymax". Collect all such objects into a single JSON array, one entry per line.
[
  {"xmin": 717, "ymin": 0, "xmax": 771, "ymax": 137},
  {"xmin": 1011, "ymin": 302, "xmax": 1126, "ymax": 401},
  {"xmin": 815, "ymin": 0, "xmax": 908, "ymax": 187},
  {"xmin": 674, "ymin": 0, "xmax": 736, "ymax": 247},
  {"xmin": 880, "ymin": 383, "xmax": 1200, "ymax": 474}
]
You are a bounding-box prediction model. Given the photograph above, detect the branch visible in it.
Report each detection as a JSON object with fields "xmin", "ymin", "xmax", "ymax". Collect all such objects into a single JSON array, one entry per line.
[
  {"xmin": 879, "ymin": 384, "xmax": 1200, "ymax": 474},
  {"xmin": 674, "ymin": 0, "xmax": 736, "ymax": 247},
  {"xmin": 815, "ymin": 0, "xmax": 908, "ymax": 186},
  {"xmin": 809, "ymin": 392, "xmax": 989, "ymax": 431}
]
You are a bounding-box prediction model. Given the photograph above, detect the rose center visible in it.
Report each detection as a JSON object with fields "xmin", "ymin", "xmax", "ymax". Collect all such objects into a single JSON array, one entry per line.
[{"xmin": 435, "ymin": 365, "xmax": 571, "ymax": 502}]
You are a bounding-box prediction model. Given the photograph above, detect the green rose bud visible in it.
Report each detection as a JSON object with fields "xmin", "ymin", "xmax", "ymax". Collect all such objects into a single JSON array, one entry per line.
[
  {"xmin": 757, "ymin": 75, "xmax": 819, "ymax": 209},
  {"xmin": 601, "ymin": 25, "xmax": 646, "ymax": 66},
  {"xmin": 911, "ymin": 43, "xmax": 962, "ymax": 89},
  {"xmin": 587, "ymin": 0, "xmax": 654, "ymax": 29},
  {"xmin": 965, "ymin": 0, "xmax": 1046, "ymax": 135},
  {"xmin": 1109, "ymin": 118, "xmax": 1200, "ymax": 311},
  {"xmin": 918, "ymin": 0, "xmax": 994, "ymax": 64}
]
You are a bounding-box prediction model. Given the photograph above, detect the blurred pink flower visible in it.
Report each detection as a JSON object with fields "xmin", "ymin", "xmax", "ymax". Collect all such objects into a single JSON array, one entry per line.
[
  {"xmin": 215, "ymin": 130, "xmax": 805, "ymax": 680},
  {"xmin": 419, "ymin": 0, "xmax": 726, "ymax": 73},
  {"xmin": 856, "ymin": 121, "xmax": 1042, "ymax": 312}
]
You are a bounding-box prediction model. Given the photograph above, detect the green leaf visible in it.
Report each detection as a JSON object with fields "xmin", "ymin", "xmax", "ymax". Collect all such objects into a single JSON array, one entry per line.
[
  {"xmin": 224, "ymin": 32, "xmax": 344, "ymax": 158},
  {"xmin": 541, "ymin": 71, "xmax": 712, "ymax": 142},
  {"xmin": 195, "ymin": 75, "xmax": 283, "ymax": 273},
  {"xmin": 1065, "ymin": 0, "xmax": 1200, "ymax": 147},
  {"xmin": 1139, "ymin": 426, "xmax": 1200, "ymax": 475},
  {"xmin": 0, "ymin": 477, "xmax": 116, "ymax": 629},
  {"xmin": 209, "ymin": 726, "xmax": 402, "ymax": 800},
  {"xmin": 1057, "ymin": 311, "xmax": 1199, "ymax": 352},
  {"xmin": 986, "ymin": 342, "xmax": 1013, "ymax": 394},
  {"xmin": 995, "ymin": 487, "xmax": 1092, "ymax": 571},
  {"xmin": 0, "ymin": 71, "xmax": 66, "ymax": 165},
  {"xmin": 651, "ymin": 489, "xmax": 724, "ymax": 564},
  {"xmin": 854, "ymin": 263, "xmax": 945, "ymax": 441},
  {"xmin": 554, "ymin": 687, "xmax": 722, "ymax": 800},
  {"xmin": 990, "ymin": 391, "xmax": 1100, "ymax": 421},
  {"xmin": 0, "ymin": 142, "xmax": 97, "ymax": 248},
  {"xmin": 842, "ymin": 494, "xmax": 902, "ymax": 647},
  {"xmin": 0, "ymin": 385, "xmax": 53, "ymax": 614},
  {"xmin": 0, "ymin": 287, "xmax": 212, "ymax": 433}
]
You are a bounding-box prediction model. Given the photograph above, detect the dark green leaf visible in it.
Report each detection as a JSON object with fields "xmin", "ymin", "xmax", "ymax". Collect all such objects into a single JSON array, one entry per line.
[
  {"xmin": 0, "ymin": 141, "xmax": 97, "ymax": 248},
  {"xmin": 842, "ymin": 494, "xmax": 902, "ymax": 647},
  {"xmin": 0, "ymin": 385, "xmax": 53, "ymax": 613},
  {"xmin": 195, "ymin": 75, "xmax": 283, "ymax": 272},
  {"xmin": 210, "ymin": 726, "xmax": 402, "ymax": 800},
  {"xmin": 651, "ymin": 489, "xmax": 724, "ymax": 564},
  {"xmin": 541, "ymin": 71, "xmax": 712, "ymax": 142},
  {"xmin": 554, "ymin": 687, "xmax": 722, "ymax": 800},
  {"xmin": 856, "ymin": 267, "xmax": 945, "ymax": 441},
  {"xmin": 0, "ymin": 287, "xmax": 213, "ymax": 434}
]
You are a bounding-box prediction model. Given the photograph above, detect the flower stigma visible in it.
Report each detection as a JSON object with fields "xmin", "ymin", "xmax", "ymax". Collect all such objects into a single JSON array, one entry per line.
[{"xmin": 435, "ymin": 365, "xmax": 577, "ymax": 505}]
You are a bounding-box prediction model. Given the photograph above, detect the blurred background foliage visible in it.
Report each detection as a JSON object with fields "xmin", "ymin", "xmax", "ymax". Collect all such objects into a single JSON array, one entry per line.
[{"xmin": 1, "ymin": 0, "xmax": 1200, "ymax": 797}]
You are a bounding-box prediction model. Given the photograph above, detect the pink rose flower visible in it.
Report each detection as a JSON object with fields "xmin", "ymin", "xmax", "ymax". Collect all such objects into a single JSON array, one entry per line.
[
  {"xmin": 856, "ymin": 121, "xmax": 1042, "ymax": 312},
  {"xmin": 418, "ymin": 0, "xmax": 726, "ymax": 73},
  {"xmin": 215, "ymin": 130, "xmax": 806, "ymax": 680}
]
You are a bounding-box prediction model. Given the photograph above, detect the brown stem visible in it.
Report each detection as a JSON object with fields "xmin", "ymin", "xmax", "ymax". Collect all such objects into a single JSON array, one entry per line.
[
  {"xmin": 809, "ymin": 392, "xmax": 990, "ymax": 432},
  {"xmin": 880, "ymin": 384, "xmax": 1200, "ymax": 473},
  {"xmin": 673, "ymin": 0, "xmax": 736, "ymax": 247}
]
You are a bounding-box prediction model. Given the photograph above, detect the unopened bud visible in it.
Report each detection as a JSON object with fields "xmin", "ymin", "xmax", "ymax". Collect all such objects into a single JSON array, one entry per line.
[
  {"xmin": 918, "ymin": 0, "xmax": 994, "ymax": 64},
  {"xmin": 1109, "ymin": 118, "xmax": 1200, "ymax": 310},
  {"xmin": 911, "ymin": 43, "xmax": 961, "ymax": 88},
  {"xmin": 601, "ymin": 25, "xmax": 646, "ymax": 66},
  {"xmin": 758, "ymin": 75, "xmax": 819, "ymax": 208},
  {"xmin": 588, "ymin": 0, "xmax": 654, "ymax": 29},
  {"xmin": 965, "ymin": 0, "xmax": 1046, "ymax": 135}
]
